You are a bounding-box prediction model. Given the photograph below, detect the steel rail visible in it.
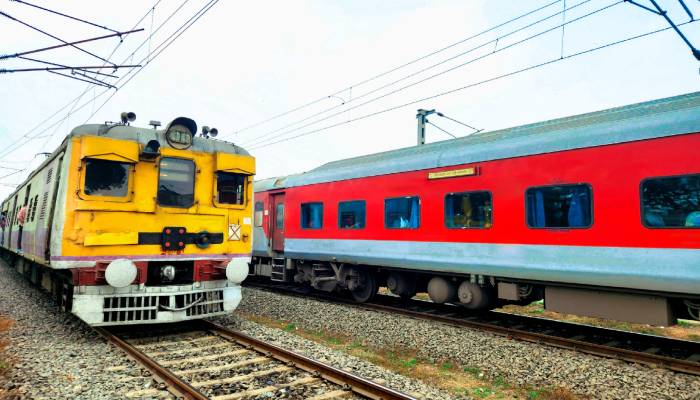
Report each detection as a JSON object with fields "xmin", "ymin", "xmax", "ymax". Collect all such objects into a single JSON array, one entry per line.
[
  {"xmin": 94, "ymin": 327, "xmax": 208, "ymax": 400},
  {"xmin": 244, "ymin": 281, "xmax": 700, "ymax": 376},
  {"xmin": 97, "ymin": 320, "xmax": 415, "ymax": 400}
]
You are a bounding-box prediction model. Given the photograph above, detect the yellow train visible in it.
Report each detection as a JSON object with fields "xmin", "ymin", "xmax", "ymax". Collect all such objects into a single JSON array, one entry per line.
[{"xmin": 0, "ymin": 114, "xmax": 255, "ymax": 326}]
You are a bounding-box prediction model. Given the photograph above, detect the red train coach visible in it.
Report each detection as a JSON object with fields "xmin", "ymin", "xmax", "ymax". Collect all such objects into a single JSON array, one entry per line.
[{"xmin": 250, "ymin": 92, "xmax": 700, "ymax": 326}]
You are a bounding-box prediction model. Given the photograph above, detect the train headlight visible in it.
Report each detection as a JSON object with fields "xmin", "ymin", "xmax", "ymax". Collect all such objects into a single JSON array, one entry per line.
[
  {"xmin": 226, "ymin": 258, "xmax": 249, "ymax": 284},
  {"xmin": 105, "ymin": 259, "xmax": 137, "ymax": 288},
  {"xmin": 160, "ymin": 265, "xmax": 176, "ymax": 282}
]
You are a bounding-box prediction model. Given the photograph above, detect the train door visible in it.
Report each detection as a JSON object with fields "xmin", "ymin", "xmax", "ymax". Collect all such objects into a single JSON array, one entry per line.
[{"xmin": 270, "ymin": 193, "xmax": 285, "ymax": 252}]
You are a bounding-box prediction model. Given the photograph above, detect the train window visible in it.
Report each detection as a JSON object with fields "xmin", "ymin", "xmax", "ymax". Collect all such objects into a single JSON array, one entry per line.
[
  {"xmin": 254, "ymin": 201, "xmax": 264, "ymax": 227},
  {"xmin": 216, "ymin": 172, "xmax": 246, "ymax": 205},
  {"xmin": 445, "ymin": 191, "xmax": 492, "ymax": 228},
  {"xmin": 301, "ymin": 202, "xmax": 323, "ymax": 229},
  {"xmin": 157, "ymin": 158, "xmax": 195, "ymax": 207},
  {"xmin": 84, "ymin": 159, "xmax": 130, "ymax": 197},
  {"xmin": 31, "ymin": 195, "xmax": 38, "ymax": 222},
  {"xmin": 276, "ymin": 203, "xmax": 284, "ymax": 229},
  {"xmin": 385, "ymin": 197, "xmax": 420, "ymax": 229},
  {"xmin": 338, "ymin": 200, "xmax": 366, "ymax": 229},
  {"xmin": 526, "ymin": 184, "xmax": 592, "ymax": 228},
  {"xmin": 642, "ymin": 174, "xmax": 700, "ymax": 228}
]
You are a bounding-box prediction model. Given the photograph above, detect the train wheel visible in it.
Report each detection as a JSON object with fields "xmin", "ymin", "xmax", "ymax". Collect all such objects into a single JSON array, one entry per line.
[
  {"xmin": 350, "ymin": 269, "xmax": 377, "ymax": 303},
  {"xmin": 457, "ymin": 281, "xmax": 494, "ymax": 310}
]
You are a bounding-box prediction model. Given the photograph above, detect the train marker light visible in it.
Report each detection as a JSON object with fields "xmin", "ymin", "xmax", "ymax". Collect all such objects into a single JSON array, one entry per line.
[
  {"xmin": 226, "ymin": 258, "xmax": 249, "ymax": 284},
  {"xmin": 105, "ymin": 259, "xmax": 137, "ymax": 288}
]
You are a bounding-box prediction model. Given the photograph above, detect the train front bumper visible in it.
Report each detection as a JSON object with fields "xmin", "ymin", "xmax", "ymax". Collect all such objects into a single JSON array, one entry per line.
[{"xmin": 71, "ymin": 280, "xmax": 241, "ymax": 326}]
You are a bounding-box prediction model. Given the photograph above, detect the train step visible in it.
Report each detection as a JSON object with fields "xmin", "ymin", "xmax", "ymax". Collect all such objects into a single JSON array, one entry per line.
[{"xmin": 271, "ymin": 258, "xmax": 286, "ymax": 282}]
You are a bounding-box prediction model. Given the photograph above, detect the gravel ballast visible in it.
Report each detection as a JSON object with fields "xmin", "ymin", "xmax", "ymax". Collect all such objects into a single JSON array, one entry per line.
[
  {"xmin": 235, "ymin": 287, "xmax": 700, "ymax": 400},
  {"xmin": 0, "ymin": 261, "xmax": 170, "ymax": 400}
]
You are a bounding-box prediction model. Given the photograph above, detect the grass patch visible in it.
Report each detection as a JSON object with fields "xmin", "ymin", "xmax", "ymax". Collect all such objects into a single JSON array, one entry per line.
[{"xmin": 240, "ymin": 312, "xmax": 578, "ymax": 399}]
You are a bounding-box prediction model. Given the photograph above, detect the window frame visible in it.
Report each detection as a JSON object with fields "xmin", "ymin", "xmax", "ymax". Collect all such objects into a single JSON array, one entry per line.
[
  {"xmin": 444, "ymin": 190, "xmax": 493, "ymax": 229},
  {"xmin": 254, "ymin": 201, "xmax": 264, "ymax": 227},
  {"xmin": 640, "ymin": 173, "xmax": 700, "ymax": 230},
  {"xmin": 524, "ymin": 183, "xmax": 593, "ymax": 229},
  {"xmin": 338, "ymin": 200, "xmax": 366, "ymax": 230},
  {"xmin": 157, "ymin": 157, "xmax": 196, "ymax": 208},
  {"xmin": 300, "ymin": 202, "xmax": 324, "ymax": 230},
  {"xmin": 213, "ymin": 171, "xmax": 250, "ymax": 209},
  {"xmin": 80, "ymin": 158, "xmax": 134, "ymax": 202},
  {"xmin": 384, "ymin": 195, "xmax": 421, "ymax": 230}
]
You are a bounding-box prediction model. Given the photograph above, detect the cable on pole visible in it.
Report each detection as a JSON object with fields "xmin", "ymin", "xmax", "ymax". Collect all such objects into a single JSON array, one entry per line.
[
  {"xmin": 426, "ymin": 121, "xmax": 458, "ymax": 139},
  {"xmin": 624, "ymin": 0, "xmax": 700, "ymax": 59},
  {"xmin": 436, "ymin": 112, "xmax": 482, "ymax": 133}
]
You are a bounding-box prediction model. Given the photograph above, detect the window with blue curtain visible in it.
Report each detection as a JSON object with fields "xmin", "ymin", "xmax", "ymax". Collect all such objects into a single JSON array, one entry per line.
[
  {"xmin": 385, "ymin": 197, "xmax": 420, "ymax": 229},
  {"xmin": 301, "ymin": 202, "xmax": 323, "ymax": 229},
  {"xmin": 642, "ymin": 174, "xmax": 700, "ymax": 228},
  {"xmin": 526, "ymin": 184, "xmax": 592, "ymax": 228},
  {"xmin": 445, "ymin": 191, "xmax": 492, "ymax": 228},
  {"xmin": 338, "ymin": 200, "xmax": 366, "ymax": 229}
]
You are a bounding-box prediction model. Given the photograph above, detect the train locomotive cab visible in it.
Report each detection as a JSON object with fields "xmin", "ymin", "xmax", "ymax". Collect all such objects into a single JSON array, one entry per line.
[{"xmin": 0, "ymin": 114, "xmax": 255, "ymax": 326}]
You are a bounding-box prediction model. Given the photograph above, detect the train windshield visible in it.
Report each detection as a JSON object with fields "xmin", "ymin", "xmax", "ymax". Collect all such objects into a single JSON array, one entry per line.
[
  {"xmin": 157, "ymin": 158, "xmax": 195, "ymax": 207},
  {"xmin": 84, "ymin": 159, "xmax": 130, "ymax": 197}
]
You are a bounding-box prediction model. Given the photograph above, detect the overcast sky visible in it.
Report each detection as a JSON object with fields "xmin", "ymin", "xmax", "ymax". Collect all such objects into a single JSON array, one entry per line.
[{"xmin": 1, "ymin": 0, "xmax": 699, "ymax": 200}]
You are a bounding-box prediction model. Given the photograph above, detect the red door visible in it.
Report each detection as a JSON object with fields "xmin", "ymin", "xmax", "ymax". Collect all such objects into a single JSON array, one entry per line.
[{"xmin": 271, "ymin": 193, "xmax": 285, "ymax": 252}]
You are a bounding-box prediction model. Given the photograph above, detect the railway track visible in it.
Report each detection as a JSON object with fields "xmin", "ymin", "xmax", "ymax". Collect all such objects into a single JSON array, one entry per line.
[
  {"xmin": 96, "ymin": 320, "xmax": 415, "ymax": 400},
  {"xmin": 244, "ymin": 280, "xmax": 700, "ymax": 377}
]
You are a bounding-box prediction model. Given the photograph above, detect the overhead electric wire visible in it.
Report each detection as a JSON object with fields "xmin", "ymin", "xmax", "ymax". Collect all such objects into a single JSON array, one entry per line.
[
  {"xmin": 249, "ymin": 19, "xmax": 697, "ymax": 150},
  {"xmin": 239, "ymin": 0, "xmax": 595, "ymax": 148},
  {"xmin": 17, "ymin": 56, "xmax": 120, "ymax": 77},
  {"xmin": 83, "ymin": 0, "xmax": 220, "ymax": 123},
  {"xmin": 245, "ymin": 0, "xmax": 621, "ymax": 149},
  {"xmin": 229, "ymin": 0, "xmax": 564, "ymax": 137},
  {"xmin": 10, "ymin": 0, "xmax": 120, "ymax": 33},
  {"xmin": 0, "ymin": 28, "xmax": 144, "ymax": 61},
  {"xmin": 0, "ymin": 0, "xmax": 163, "ymax": 163},
  {"xmin": 0, "ymin": 11, "xmax": 116, "ymax": 66}
]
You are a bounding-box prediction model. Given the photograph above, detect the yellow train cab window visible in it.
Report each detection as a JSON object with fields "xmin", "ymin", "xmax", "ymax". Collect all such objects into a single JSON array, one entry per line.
[
  {"xmin": 216, "ymin": 172, "xmax": 246, "ymax": 205},
  {"xmin": 84, "ymin": 159, "xmax": 130, "ymax": 197},
  {"xmin": 158, "ymin": 158, "xmax": 195, "ymax": 208}
]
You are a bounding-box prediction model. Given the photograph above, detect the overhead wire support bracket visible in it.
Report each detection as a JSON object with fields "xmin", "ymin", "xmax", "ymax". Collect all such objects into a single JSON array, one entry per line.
[
  {"xmin": 0, "ymin": 28, "xmax": 144, "ymax": 61},
  {"xmin": 0, "ymin": 10, "xmax": 125, "ymax": 66},
  {"xmin": 624, "ymin": 0, "xmax": 700, "ymax": 60},
  {"xmin": 17, "ymin": 56, "xmax": 120, "ymax": 78},
  {"xmin": 47, "ymin": 70, "xmax": 116, "ymax": 89},
  {"xmin": 0, "ymin": 64, "xmax": 141, "ymax": 74},
  {"xmin": 9, "ymin": 0, "xmax": 121, "ymax": 34}
]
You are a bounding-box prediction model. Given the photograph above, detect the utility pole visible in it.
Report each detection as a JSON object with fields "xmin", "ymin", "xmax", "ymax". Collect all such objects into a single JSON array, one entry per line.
[{"xmin": 416, "ymin": 108, "xmax": 435, "ymax": 145}]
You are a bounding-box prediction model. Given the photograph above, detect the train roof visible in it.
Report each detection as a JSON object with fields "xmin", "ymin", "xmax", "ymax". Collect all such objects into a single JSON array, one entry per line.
[
  {"xmin": 256, "ymin": 91, "xmax": 700, "ymax": 191},
  {"xmin": 69, "ymin": 124, "xmax": 249, "ymax": 156}
]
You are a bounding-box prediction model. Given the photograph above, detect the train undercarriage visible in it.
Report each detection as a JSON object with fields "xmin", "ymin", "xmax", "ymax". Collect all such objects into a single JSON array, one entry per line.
[{"xmin": 250, "ymin": 256, "xmax": 700, "ymax": 326}]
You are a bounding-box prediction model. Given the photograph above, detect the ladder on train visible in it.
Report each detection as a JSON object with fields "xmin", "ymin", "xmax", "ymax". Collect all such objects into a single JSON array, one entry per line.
[{"xmin": 270, "ymin": 257, "xmax": 286, "ymax": 282}]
